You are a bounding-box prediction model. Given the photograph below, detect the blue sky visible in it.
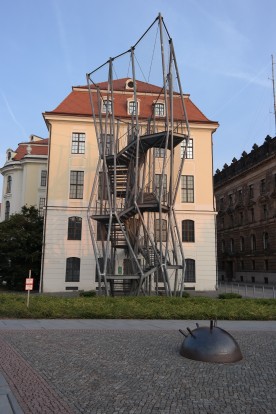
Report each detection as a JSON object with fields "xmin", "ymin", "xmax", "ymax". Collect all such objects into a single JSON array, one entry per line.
[{"xmin": 0, "ymin": 0, "xmax": 275, "ymax": 195}]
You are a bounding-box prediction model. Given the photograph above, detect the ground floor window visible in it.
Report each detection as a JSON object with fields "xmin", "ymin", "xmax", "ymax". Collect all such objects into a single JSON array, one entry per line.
[
  {"xmin": 65, "ymin": 257, "xmax": 80, "ymax": 282},
  {"xmin": 5, "ymin": 200, "xmax": 10, "ymax": 220},
  {"xmin": 39, "ymin": 197, "xmax": 46, "ymax": 216},
  {"xmin": 185, "ymin": 258, "xmax": 196, "ymax": 282}
]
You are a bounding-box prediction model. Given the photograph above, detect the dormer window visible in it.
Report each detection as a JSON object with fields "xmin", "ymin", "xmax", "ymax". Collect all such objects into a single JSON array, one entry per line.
[
  {"xmin": 154, "ymin": 102, "xmax": 165, "ymax": 117},
  {"xmin": 128, "ymin": 100, "xmax": 139, "ymax": 115},
  {"xmin": 102, "ymin": 99, "xmax": 112, "ymax": 114},
  {"xmin": 7, "ymin": 151, "xmax": 12, "ymax": 161}
]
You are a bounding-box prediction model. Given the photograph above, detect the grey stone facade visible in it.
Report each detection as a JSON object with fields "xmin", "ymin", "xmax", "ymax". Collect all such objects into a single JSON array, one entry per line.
[{"xmin": 214, "ymin": 135, "xmax": 276, "ymax": 285}]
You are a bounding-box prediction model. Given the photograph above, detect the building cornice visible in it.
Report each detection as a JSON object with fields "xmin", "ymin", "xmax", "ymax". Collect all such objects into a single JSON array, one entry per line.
[
  {"xmin": 0, "ymin": 157, "xmax": 47, "ymax": 175},
  {"xmin": 0, "ymin": 162, "xmax": 23, "ymax": 175},
  {"xmin": 43, "ymin": 112, "xmax": 218, "ymax": 130},
  {"xmin": 214, "ymin": 136, "xmax": 276, "ymax": 190}
]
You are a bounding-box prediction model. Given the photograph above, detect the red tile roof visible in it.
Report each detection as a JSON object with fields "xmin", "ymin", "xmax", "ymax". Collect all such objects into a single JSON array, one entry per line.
[
  {"xmin": 80, "ymin": 78, "xmax": 167, "ymax": 94},
  {"xmin": 13, "ymin": 139, "xmax": 48, "ymax": 161},
  {"xmin": 45, "ymin": 79, "xmax": 216, "ymax": 124}
]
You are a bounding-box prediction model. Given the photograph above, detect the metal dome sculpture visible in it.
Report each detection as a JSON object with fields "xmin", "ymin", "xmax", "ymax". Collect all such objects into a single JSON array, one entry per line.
[{"xmin": 179, "ymin": 320, "xmax": 243, "ymax": 363}]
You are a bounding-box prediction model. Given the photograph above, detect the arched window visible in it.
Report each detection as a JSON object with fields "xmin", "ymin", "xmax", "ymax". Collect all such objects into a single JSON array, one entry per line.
[
  {"xmin": 6, "ymin": 175, "xmax": 12, "ymax": 193},
  {"xmin": 68, "ymin": 217, "xmax": 82, "ymax": 240},
  {"xmin": 5, "ymin": 201, "xmax": 10, "ymax": 220},
  {"xmin": 182, "ymin": 220, "xmax": 195, "ymax": 242},
  {"xmin": 240, "ymin": 236, "xmax": 245, "ymax": 252},
  {"xmin": 65, "ymin": 257, "xmax": 80, "ymax": 282},
  {"xmin": 263, "ymin": 232, "xmax": 269, "ymax": 250},
  {"xmin": 185, "ymin": 259, "xmax": 196, "ymax": 282},
  {"xmin": 250, "ymin": 234, "xmax": 256, "ymax": 251}
]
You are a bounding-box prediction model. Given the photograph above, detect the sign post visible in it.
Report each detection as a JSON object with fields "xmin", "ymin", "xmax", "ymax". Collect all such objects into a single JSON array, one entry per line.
[{"xmin": 25, "ymin": 270, "xmax": 34, "ymax": 308}]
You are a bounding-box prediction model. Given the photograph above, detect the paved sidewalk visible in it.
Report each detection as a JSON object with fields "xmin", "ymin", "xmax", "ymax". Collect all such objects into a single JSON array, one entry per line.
[
  {"xmin": 0, "ymin": 318, "xmax": 276, "ymax": 331},
  {"xmin": 0, "ymin": 320, "xmax": 275, "ymax": 414}
]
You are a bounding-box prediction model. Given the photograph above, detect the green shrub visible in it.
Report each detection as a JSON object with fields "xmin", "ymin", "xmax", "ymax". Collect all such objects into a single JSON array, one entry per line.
[
  {"xmin": 79, "ymin": 290, "xmax": 97, "ymax": 297},
  {"xmin": 0, "ymin": 294, "xmax": 275, "ymax": 320},
  {"xmin": 218, "ymin": 293, "xmax": 242, "ymax": 299}
]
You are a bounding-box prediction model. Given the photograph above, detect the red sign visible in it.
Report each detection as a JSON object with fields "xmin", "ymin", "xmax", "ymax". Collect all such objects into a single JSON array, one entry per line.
[{"xmin": 25, "ymin": 278, "xmax": 34, "ymax": 291}]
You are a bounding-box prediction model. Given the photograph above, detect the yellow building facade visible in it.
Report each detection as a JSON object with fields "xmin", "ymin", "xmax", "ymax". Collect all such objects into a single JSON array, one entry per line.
[{"xmin": 41, "ymin": 79, "xmax": 218, "ymax": 293}]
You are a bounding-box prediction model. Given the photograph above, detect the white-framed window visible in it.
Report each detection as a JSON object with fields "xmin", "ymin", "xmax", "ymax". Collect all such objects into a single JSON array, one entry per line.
[
  {"xmin": 154, "ymin": 147, "xmax": 165, "ymax": 158},
  {"xmin": 154, "ymin": 174, "xmax": 167, "ymax": 202},
  {"xmin": 181, "ymin": 175, "xmax": 194, "ymax": 203},
  {"xmin": 69, "ymin": 171, "xmax": 84, "ymax": 199},
  {"xmin": 102, "ymin": 99, "xmax": 112, "ymax": 114},
  {"xmin": 155, "ymin": 218, "xmax": 167, "ymax": 242},
  {"xmin": 71, "ymin": 133, "xmax": 85, "ymax": 154},
  {"xmin": 100, "ymin": 133, "xmax": 113, "ymax": 156},
  {"xmin": 98, "ymin": 172, "xmax": 108, "ymax": 200},
  {"xmin": 181, "ymin": 138, "xmax": 193, "ymax": 159},
  {"xmin": 40, "ymin": 170, "xmax": 47, "ymax": 187},
  {"xmin": 154, "ymin": 102, "xmax": 165, "ymax": 117},
  {"xmin": 39, "ymin": 198, "xmax": 46, "ymax": 216},
  {"xmin": 128, "ymin": 100, "xmax": 138, "ymax": 115},
  {"xmin": 6, "ymin": 175, "xmax": 12, "ymax": 193}
]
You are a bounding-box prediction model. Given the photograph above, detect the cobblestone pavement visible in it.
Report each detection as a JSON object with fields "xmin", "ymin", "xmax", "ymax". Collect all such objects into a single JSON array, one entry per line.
[{"xmin": 0, "ymin": 328, "xmax": 275, "ymax": 413}]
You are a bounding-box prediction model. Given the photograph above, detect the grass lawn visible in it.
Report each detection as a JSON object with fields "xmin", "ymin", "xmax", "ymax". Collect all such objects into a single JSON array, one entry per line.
[{"xmin": 0, "ymin": 293, "xmax": 275, "ymax": 320}]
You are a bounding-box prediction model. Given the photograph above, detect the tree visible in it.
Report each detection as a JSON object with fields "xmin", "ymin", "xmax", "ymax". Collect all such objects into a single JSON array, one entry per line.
[{"xmin": 0, "ymin": 206, "xmax": 43, "ymax": 290}]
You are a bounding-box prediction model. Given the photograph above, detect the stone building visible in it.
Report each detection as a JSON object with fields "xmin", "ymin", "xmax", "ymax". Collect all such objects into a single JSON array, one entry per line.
[
  {"xmin": 41, "ymin": 78, "xmax": 218, "ymax": 293},
  {"xmin": 0, "ymin": 135, "xmax": 48, "ymax": 221},
  {"xmin": 214, "ymin": 135, "xmax": 276, "ymax": 285}
]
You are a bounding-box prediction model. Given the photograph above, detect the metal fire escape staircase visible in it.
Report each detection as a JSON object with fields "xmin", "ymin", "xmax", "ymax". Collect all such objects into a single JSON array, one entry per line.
[{"xmin": 87, "ymin": 13, "xmax": 191, "ymax": 296}]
